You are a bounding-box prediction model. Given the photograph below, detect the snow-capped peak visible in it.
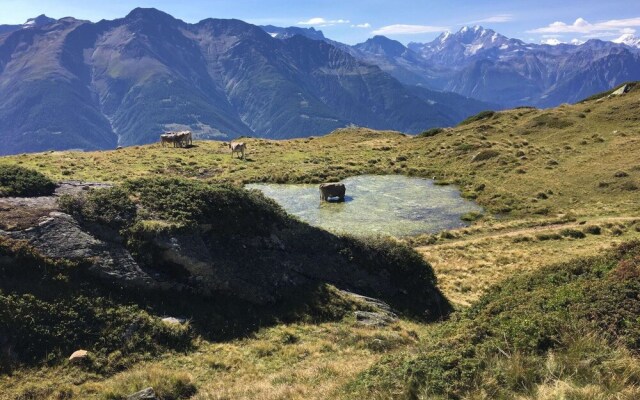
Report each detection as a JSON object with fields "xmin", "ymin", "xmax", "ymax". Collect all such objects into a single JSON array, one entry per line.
[
  {"xmin": 613, "ymin": 33, "xmax": 640, "ymax": 48},
  {"xmin": 22, "ymin": 15, "xmax": 56, "ymax": 29}
]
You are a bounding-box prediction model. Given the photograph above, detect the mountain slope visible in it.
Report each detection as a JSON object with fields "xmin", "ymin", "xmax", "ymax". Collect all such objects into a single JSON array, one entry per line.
[
  {"xmin": 407, "ymin": 26, "xmax": 640, "ymax": 107},
  {"xmin": 0, "ymin": 8, "xmax": 492, "ymax": 155}
]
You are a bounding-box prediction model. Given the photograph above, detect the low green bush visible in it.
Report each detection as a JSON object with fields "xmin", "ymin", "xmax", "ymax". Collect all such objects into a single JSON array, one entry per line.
[
  {"xmin": 584, "ymin": 225, "xmax": 602, "ymax": 235},
  {"xmin": 560, "ymin": 228, "xmax": 586, "ymax": 239},
  {"xmin": 0, "ymin": 165, "xmax": 56, "ymax": 197},
  {"xmin": 471, "ymin": 150, "xmax": 500, "ymax": 162},
  {"xmin": 347, "ymin": 241, "xmax": 640, "ymax": 399},
  {"xmin": 416, "ymin": 128, "xmax": 444, "ymax": 138},
  {"xmin": 59, "ymin": 187, "xmax": 137, "ymax": 231},
  {"xmin": 458, "ymin": 110, "xmax": 495, "ymax": 126},
  {"xmin": 0, "ymin": 238, "xmax": 192, "ymax": 374}
]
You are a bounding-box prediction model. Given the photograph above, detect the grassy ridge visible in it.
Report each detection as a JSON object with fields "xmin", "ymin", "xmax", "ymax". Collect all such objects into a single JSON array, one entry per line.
[
  {"xmin": 1, "ymin": 86, "xmax": 639, "ymax": 219},
  {"xmin": 345, "ymin": 241, "xmax": 640, "ymax": 399}
]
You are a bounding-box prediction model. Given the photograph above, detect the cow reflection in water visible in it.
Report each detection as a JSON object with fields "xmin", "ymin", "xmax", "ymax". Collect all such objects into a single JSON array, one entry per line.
[{"xmin": 319, "ymin": 183, "xmax": 346, "ymax": 202}]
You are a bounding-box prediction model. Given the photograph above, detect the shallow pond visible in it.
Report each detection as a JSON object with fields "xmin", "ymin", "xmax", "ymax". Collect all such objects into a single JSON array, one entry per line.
[{"xmin": 246, "ymin": 175, "xmax": 482, "ymax": 237}]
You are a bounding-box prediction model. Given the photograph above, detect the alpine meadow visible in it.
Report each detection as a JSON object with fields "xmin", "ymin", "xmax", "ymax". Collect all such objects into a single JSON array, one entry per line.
[{"xmin": 1, "ymin": 2, "xmax": 640, "ymax": 400}]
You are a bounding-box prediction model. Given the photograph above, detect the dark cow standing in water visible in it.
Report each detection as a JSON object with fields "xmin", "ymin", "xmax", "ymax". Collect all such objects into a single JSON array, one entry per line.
[{"xmin": 319, "ymin": 183, "xmax": 346, "ymax": 202}]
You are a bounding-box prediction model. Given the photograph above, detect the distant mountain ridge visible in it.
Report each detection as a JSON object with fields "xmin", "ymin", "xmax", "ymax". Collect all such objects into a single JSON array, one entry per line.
[
  {"xmin": 0, "ymin": 9, "xmax": 491, "ymax": 155},
  {"xmin": 263, "ymin": 24, "xmax": 640, "ymax": 108}
]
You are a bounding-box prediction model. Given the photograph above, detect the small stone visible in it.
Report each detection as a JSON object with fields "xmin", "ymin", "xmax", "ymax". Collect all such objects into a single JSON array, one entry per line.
[
  {"xmin": 68, "ymin": 349, "xmax": 89, "ymax": 362},
  {"xmin": 162, "ymin": 317, "xmax": 186, "ymax": 325},
  {"xmin": 127, "ymin": 387, "xmax": 157, "ymax": 400}
]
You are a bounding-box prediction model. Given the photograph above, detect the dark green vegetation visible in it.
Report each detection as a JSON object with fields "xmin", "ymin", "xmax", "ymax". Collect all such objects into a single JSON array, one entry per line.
[
  {"xmin": 458, "ymin": 110, "xmax": 496, "ymax": 126},
  {"xmin": 0, "ymin": 237, "xmax": 192, "ymax": 375},
  {"xmin": 0, "ymin": 165, "xmax": 56, "ymax": 197},
  {"xmin": 347, "ymin": 241, "xmax": 640, "ymax": 399},
  {"xmin": 416, "ymin": 127, "xmax": 444, "ymax": 138}
]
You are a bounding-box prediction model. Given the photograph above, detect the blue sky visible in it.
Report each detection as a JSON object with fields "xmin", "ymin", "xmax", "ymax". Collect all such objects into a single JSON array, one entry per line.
[{"xmin": 2, "ymin": 0, "xmax": 640, "ymax": 45}]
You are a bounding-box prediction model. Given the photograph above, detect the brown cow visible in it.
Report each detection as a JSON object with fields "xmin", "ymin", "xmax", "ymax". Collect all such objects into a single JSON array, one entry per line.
[
  {"xmin": 229, "ymin": 142, "xmax": 246, "ymax": 159},
  {"xmin": 319, "ymin": 183, "xmax": 346, "ymax": 202},
  {"xmin": 160, "ymin": 133, "xmax": 177, "ymax": 147}
]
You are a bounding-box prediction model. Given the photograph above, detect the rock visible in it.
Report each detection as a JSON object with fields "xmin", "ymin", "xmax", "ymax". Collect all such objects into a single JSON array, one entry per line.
[
  {"xmin": 5, "ymin": 212, "xmax": 159, "ymax": 289},
  {"xmin": 127, "ymin": 387, "xmax": 156, "ymax": 400},
  {"xmin": 68, "ymin": 349, "xmax": 89, "ymax": 362},
  {"xmin": 161, "ymin": 317, "xmax": 187, "ymax": 325},
  {"xmin": 355, "ymin": 311, "xmax": 398, "ymax": 327},
  {"xmin": 610, "ymin": 84, "xmax": 629, "ymax": 96}
]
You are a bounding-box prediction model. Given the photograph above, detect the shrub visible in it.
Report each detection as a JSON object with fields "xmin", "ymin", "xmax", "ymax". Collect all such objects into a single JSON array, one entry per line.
[
  {"xmin": 560, "ymin": 228, "xmax": 586, "ymax": 239},
  {"xmin": 123, "ymin": 178, "xmax": 288, "ymax": 232},
  {"xmin": 458, "ymin": 110, "xmax": 495, "ymax": 126},
  {"xmin": 0, "ymin": 165, "xmax": 56, "ymax": 197},
  {"xmin": 0, "ymin": 238, "xmax": 193, "ymax": 373},
  {"xmin": 460, "ymin": 212, "xmax": 482, "ymax": 222},
  {"xmin": 535, "ymin": 232, "xmax": 563, "ymax": 241},
  {"xmin": 416, "ymin": 128, "xmax": 444, "ymax": 138},
  {"xmin": 59, "ymin": 187, "xmax": 137, "ymax": 232},
  {"xmin": 584, "ymin": 225, "xmax": 602, "ymax": 235},
  {"xmin": 471, "ymin": 150, "xmax": 500, "ymax": 162}
]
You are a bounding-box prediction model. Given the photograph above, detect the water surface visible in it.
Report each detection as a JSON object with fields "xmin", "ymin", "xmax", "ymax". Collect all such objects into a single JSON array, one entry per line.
[{"xmin": 247, "ymin": 175, "xmax": 482, "ymax": 237}]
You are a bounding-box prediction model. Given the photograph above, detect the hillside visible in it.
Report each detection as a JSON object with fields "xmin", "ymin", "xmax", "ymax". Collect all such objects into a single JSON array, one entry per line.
[
  {"xmin": 0, "ymin": 9, "xmax": 491, "ymax": 155},
  {"xmin": 5, "ymin": 82, "xmax": 639, "ymax": 218},
  {"xmin": 1, "ymin": 84, "xmax": 640, "ymax": 398}
]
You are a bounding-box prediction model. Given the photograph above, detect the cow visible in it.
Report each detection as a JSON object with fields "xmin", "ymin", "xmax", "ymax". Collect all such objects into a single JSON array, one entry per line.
[
  {"xmin": 160, "ymin": 133, "xmax": 177, "ymax": 147},
  {"xmin": 319, "ymin": 183, "xmax": 346, "ymax": 202},
  {"xmin": 176, "ymin": 131, "xmax": 193, "ymax": 147},
  {"xmin": 229, "ymin": 142, "xmax": 246, "ymax": 159}
]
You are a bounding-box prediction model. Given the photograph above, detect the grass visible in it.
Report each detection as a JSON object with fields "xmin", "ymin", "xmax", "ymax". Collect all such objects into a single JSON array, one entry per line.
[
  {"xmin": 1, "ymin": 86, "xmax": 639, "ymax": 219},
  {"xmin": 345, "ymin": 241, "xmax": 640, "ymax": 399}
]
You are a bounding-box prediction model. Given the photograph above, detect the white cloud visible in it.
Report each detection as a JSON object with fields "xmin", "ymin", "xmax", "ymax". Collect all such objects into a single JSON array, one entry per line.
[
  {"xmin": 371, "ymin": 24, "xmax": 448, "ymax": 35},
  {"xmin": 528, "ymin": 17, "xmax": 640, "ymax": 36},
  {"xmin": 468, "ymin": 14, "xmax": 514, "ymax": 24},
  {"xmin": 351, "ymin": 22, "xmax": 371, "ymax": 29},
  {"xmin": 297, "ymin": 17, "xmax": 350, "ymax": 27}
]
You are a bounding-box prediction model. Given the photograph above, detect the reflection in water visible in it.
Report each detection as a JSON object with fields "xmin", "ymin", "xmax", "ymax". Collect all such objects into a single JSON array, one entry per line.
[{"xmin": 247, "ymin": 175, "xmax": 482, "ymax": 237}]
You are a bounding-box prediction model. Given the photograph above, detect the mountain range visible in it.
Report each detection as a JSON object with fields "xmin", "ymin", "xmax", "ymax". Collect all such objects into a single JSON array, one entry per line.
[
  {"xmin": 0, "ymin": 9, "xmax": 488, "ymax": 155},
  {"xmin": 265, "ymin": 24, "xmax": 640, "ymax": 109},
  {"xmin": 1, "ymin": 9, "xmax": 640, "ymax": 155}
]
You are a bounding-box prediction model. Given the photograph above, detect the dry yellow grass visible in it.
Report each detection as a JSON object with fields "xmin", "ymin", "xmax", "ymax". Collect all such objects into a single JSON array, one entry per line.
[{"xmin": 419, "ymin": 218, "xmax": 640, "ymax": 306}]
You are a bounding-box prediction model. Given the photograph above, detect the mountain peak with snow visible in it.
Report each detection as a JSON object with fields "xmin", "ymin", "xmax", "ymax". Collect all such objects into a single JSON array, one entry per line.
[
  {"xmin": 23, "ymin": 15, "xmax": 56, "ymax": 28},
  {"xmin": 613, "ymin": 33, "xmax": 640, "ymax": 48}
]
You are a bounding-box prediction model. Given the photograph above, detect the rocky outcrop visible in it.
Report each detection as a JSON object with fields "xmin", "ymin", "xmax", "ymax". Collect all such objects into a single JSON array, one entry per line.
[
  {"xmin": 0, "ymin": 180, "xmax": 450, "ymax": 319},
  {"xmin": 6, "ymin": 212, "xmax": 159, "ymax": 288}
]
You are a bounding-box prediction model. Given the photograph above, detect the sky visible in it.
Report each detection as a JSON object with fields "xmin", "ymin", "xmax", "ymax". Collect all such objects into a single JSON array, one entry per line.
[{"xmin": 1, "ymin": 0, "xmax": 640, "ymax": 45}]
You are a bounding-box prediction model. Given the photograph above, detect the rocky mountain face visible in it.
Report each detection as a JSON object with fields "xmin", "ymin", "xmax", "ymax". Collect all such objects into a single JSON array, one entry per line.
[
  {"xmin": 380, "ymin": 26, "xmax": 640, "ymax": 108},
  {"xmin": 264, "ymin": 24, "xmax": 640, "ymax": 109},
  {"xmin": 0, "ymin": 9, "xmax": 490, "ymax": 155},
  {"xmin": 613, "ymin": 33, "xmax": 640, "ymax": 48}
]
